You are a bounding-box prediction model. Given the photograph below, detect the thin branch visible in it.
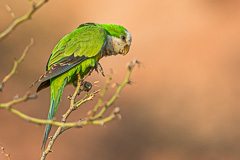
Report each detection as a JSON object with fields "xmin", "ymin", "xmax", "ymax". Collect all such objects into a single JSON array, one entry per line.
[
  {"xmin": 40, "ymin": 107, "xmax": 120, "ymax": 160},
  {"xmin": 0, "ymin": 39, "xmax": 34, "ymax": 91},
  {"xmin": 90, "ymin": 59, "xmax": 139, "ymax": 120},
  {"xmin": 41, "ymin": 59, "xmax": 139, "ymax": 159},
  {"xmin": 0, "ymin": 91, "xmax": 100, "ymax": 128},
  {"xmin": 0, "ymin": 0, "xmax": 49, "ymax": 41},
  {"xmin": 41, "ymin": 75, "xmax": 87, "ymax": 159},
  {"xmin": 62, "ymin": 77, "xmax": 101, "ymax": 123},
  {"xmin": 0, "ymin": 59, "xmax": 138, "ymax": 160},
  {"xmin": 91, "ymin": 72, "xmax": 112, "ymax": 117},
  {"xmin": 0, "ymin": 91, "xmax": 36, "ymax": 108},
  {"xmin": 75, "ymin": 89, "xmax": 100, "ymax": 108},
  {"xmin": 41, "ymin": 75, "xmax": 83, "ymax": 159}
]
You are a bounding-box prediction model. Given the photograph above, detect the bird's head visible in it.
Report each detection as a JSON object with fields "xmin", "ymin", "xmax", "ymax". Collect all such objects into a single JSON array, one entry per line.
[
  {"xmin": 102, "ymin": 24, "xmax": 132, "ymax": 56},
  {"xmin": 117, "ymin": 30, "xmax": 132, "ymax": 55}
]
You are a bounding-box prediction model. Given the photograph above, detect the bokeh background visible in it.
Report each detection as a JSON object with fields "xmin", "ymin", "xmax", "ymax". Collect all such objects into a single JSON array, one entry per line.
[{"xmin": 1, "ymin": 0, "xmax": 240, "ymax": 159}]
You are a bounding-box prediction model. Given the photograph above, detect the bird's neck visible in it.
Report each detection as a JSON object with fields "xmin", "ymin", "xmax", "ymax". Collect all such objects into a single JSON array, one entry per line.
[{"xmin": 101, "ymin": 35, "xmax": 118, "ymax": 57}]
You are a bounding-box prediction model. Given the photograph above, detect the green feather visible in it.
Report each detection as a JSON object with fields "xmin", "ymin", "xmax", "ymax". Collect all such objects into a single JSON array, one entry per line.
[
  {"xmin": 41, "ymin": 77, "xmax": 67, "ymax": 149},
  {"xmin": 47, "ymin": 24, "xmax": 107, "ymax": 69},
  {"xmin": 100, "ymin": 24, "xmax": 127, "ymax": 38},
  {"xmin": 39, "ymin": 23, "xmax": 129, "ymax": 149}
]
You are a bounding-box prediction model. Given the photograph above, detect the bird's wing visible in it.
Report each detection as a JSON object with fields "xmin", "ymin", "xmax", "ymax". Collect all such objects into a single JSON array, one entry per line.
[{"xmin": 33, "ymin": 24, "xmax": 107, "ymax": 87}]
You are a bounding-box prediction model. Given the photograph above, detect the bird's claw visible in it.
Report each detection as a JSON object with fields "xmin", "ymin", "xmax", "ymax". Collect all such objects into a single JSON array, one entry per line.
[
  {"xmin": 73, "ymin": 80, "xmax": 92, "ymax": 95},
  {"xmin": 83, "ymin": 81, "xmax": 92, "ymax": 92},
  {"xmin": 94, "ymin": 62, "xmax": 105, "ymax": 77}
]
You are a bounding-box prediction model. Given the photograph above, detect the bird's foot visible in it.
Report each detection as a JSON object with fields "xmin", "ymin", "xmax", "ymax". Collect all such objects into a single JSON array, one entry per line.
[
  {"xmin": 73, "ymin": 80, "xmax": 78, "ymax": 88},
  {"xmin": 73, "ymin": 80, "xmax": 92, "ymax": 95},
  {"xmin": 83, "ymin": 81, "xmax": 92, "ymax": 92},
  {"xmin": 94, "ymin": 62, "xmax": 105, "ymax": 77}
]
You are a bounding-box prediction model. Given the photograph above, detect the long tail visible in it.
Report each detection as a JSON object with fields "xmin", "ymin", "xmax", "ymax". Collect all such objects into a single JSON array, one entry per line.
[{"xmin": 41, "ymin": 78, "xmax": 67, "ymax": 150}]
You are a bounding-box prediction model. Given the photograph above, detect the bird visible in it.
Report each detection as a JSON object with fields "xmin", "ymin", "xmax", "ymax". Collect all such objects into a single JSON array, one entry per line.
[{"xmin": 31, "ymin": 23, "xmax": 132, "ymax": 149}]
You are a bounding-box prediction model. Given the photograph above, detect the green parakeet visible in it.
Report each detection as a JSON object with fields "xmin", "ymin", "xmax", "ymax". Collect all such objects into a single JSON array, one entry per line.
[{"xmin": 32, "ymin": 23, "xmax": 132, "ymax": 149}]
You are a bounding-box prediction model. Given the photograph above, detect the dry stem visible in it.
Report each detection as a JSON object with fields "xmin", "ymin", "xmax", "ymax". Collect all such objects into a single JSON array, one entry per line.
[
  {"xmin": 0, "ymin": 39, "xmax": 34, "ymax": 91},
  {"xmin": 0, "ymin": 0, "xmax": 49, "ymax": 40},
  {"xmin": 40, "ymin": 59, "xmax": 139, "ymax": 160}
]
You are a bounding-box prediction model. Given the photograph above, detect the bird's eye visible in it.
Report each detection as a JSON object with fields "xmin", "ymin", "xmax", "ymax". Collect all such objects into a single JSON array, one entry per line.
[{"xmin": 121, "ymin": 35, "xmax": 126, "ymax": 41}]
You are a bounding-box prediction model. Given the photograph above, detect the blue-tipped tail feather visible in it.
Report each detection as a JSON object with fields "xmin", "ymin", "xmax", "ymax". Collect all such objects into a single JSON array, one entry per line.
[
  {"xmin": 41, "ymin": 78, "xmax": 67, "ymax": 150},
  {"xmin": 41, "ymin": 100, "xmax": 55, "ymax": 150}
]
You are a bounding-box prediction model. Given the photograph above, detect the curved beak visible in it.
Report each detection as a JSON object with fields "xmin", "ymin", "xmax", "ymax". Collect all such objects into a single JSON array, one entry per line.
[
  {"xmin": 120, "ymin": 45, "xmax": 130, "ymax": 55},
  {"xmin": 120, "ymin": 30, "xmax": 132, "ymax": 55}
]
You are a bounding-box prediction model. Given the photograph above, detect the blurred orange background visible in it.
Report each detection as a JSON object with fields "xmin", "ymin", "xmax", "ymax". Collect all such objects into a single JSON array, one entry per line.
[{"xmin": 1, "ymin": 0, "xmax": 240, "ymax": 159}]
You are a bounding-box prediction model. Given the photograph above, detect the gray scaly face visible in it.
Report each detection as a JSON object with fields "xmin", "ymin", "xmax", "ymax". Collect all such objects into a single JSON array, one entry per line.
[{"xmin": 103, "ymin": 30, "xmax": 132, "ymax": 56}]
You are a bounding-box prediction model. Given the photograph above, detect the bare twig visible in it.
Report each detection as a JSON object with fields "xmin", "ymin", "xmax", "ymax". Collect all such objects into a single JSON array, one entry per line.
[
  {"xmin": 0, "ymin": 0, "xmax": 49, "ymax": 40},
  {"xmin": 0, "ymin": 91, "xmax": 36, "ymax": 108},
  {"xmin": 68, "ymin": 74, "xmax": 82, "ymax": 118},
  {"xmin": 0, "ymin": 91, "xmax": 102, "ymax": 128},
  {"xmin": 0, "ymin": 58, "xmax": 138, "ymax": 160},
  {"xmin": 40, "ymin": 59, "xmax": 138, "ymax": 160},
  {"xmin": 40, "ymin": 107, "xmax": 120, "ymax": 160},
  {"xmin": 41, "ymin": 75, "xmax": 84, "ymax": 159},
  {"xmin": 0, "ymin": 56, "xmax": 138, "ymax": 159},
  {"xmin": 0, "ymin": 39, "xmax": 34, "ymax": 91},
  {"xmin": 1, "ymin": 147, "xmax": 10, "ymax": 160},
  {"xmin": 90, "ymin": 59, "xmax": 140, "ymax": 120},
  {"xmin": 91, "ymin": 72, "xmax": 112, "ymax": 117}
]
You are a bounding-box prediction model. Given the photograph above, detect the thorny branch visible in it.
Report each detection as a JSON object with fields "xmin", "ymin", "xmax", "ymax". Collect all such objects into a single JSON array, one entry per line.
[
  {"xmin": 0, "ymin": 0, "xmax": 49, "ymax": 41},
  {"xmin": 0, "ymin": 39, "xmax": 34, "ymax": 91}
]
